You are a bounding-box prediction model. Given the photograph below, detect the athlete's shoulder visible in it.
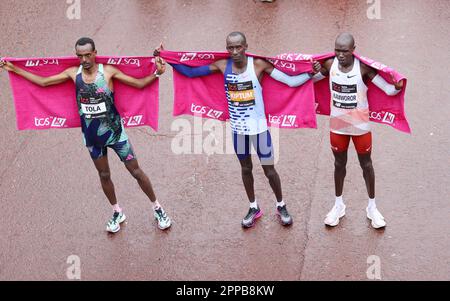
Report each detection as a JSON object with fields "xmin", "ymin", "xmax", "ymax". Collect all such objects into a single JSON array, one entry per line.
[
  {"xmin": 211, "ymin": 59, "xmax": 227, "ymax": 73},
  {"xmin": 102, "ymin": 64, "xmax": 121, "ymax": 75},
  {"xmin": 103, "ymin": 64, "xmax": 118, "ymax": 71},
  {"xmin": 215, "ymin": 58, "xmax": 228, "ymax": 63},
  {"xmin": 359, "ymin": 60, "xmax": 376, "ymax": 76},
  {"xmin": 359, "ymin": 60, "xmax": 372, "ymax": 70},
  {"xmin": 64, "ymin": 66, "xmax": 79, "ymax": 79},
  {"xmin": 253, "ymin": 57, "xmax": 271, "ymax": 65},
  {"xmin": 252, "ymin": 57, "xmax": 273, "ymax": 72},
  {"xmin": 213, "ymin": 58, "xmax": 227, "ymax": 66},
  {"xmin": 323, "ymin": 57, "xmax": 334, "ymax": 67},
  {"xmin": 65, "ymin": 66, "xmax": 78, "ymax": 73}
]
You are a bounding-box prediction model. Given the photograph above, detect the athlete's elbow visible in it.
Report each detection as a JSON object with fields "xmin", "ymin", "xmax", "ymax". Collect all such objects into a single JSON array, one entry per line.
[
  {"xmin": 181, "ymin": 73, "xmax": 195, "ymax": 78},
  {"xmin": 287, "ymin": 81, "xmax": 304, "ymax": 88},
  {"xmin": 134, "ymin": 81, "xmax": 146, "ymax": 89},
  {"xmin": 386, "ymin": 88, "xmax": 401, "ymax": 96},
  {"xmin": 280, "ymin": 79, "xmax": 297, "ymax": 88}
]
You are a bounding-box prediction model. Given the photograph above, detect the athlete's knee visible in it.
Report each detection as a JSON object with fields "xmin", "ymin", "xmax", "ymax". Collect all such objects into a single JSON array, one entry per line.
[
  {"xmin": 130, "ymin": 167, "xmax": 145, "ymax": 180},
  {"xmin": 360, "ymin": 159, "xmax": 374, "ymax": 172},
  {"xmin": 334, "ymin": 159, "xmax": 347, "ymax": 171},
  {"xmin": 241, "ymin": 163, "xmax": 253, "ymax": 176},
  {"xmin": 98, "ymin": 171, "xmax": 111, "ymax": 181},
  {"xmin": 263, "ymin": 166, "xmax": 278, "ymax": 179}
]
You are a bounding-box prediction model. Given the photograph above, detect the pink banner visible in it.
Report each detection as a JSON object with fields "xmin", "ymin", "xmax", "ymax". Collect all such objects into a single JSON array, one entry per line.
[
  {"xmin": 5, "ymin": 56, "xmax": 159, "ymax": 131},
  {"xmin": 312, "ymin": 52, "xmax": 411, "ymax": 133},
  {"xmin": 161, "ymin": 50, "xmax": 318, "ymax": 129}
]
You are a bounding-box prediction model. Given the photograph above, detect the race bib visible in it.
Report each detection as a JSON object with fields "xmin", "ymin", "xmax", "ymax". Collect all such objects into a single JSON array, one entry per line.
[
  {"xmin": 227, "ymin": 81, "xmax": 255, "ymax": 107},
  {"xmin": 332, "ymin": 82, "xmax": 357, "ymax": 109},
  {"xmin": 79, "ymin": 93, "xmax": 108, "ymax": 119}
]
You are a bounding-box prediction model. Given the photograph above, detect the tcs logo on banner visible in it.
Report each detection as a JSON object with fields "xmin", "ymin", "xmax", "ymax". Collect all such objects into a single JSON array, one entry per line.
[
  {"xmin": 122, "ymin": 115, "xmax": 144, "ymax": 126},
  {"xmin": 268, "ymin": 114, "xmax": 298, "ymax": 127},
  {"xmin": 180, "ymin": 53, "xmax": 215, "ymax": 62},
  {"xmin": 190, "ymin": 104, "xmax": 224, "ymax": 119},
  {"xmin": 267, "ymin": 53, "xmax": 313, "ymax": 73},
  {"xmin": 34, "ymin": 117, "xmax": 67, "ymax": 127},
  {"xmin": 370, "ymin": 111, "xmax": 395, "ymax": 124},
  {"xmin": 25, "ymin": 59, "xmax": 59, "ymax": 67},
  {"xmin": 107, "ymin": 58, "xmax": 141, "ymax": 67}
]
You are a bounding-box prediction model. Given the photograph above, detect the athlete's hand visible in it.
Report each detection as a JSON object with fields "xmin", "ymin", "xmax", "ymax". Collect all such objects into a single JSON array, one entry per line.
[
  {"xmin": 391, "ymin": 73, "xmax": 404, "ymax": 90},
  {"xmin": 312, "ymin": 60, "xmax": 321, "ymax": 74},
  {"xmin": 0, "ymin": 59, "xmax": 15, "ymax": 72},
  {"xmin": 153, "ymin": 42, "xmax": 164, "ymax": 57},
  {"xmin": 155, "ymin": 56, "xmax": 166, "ymax": 75}
]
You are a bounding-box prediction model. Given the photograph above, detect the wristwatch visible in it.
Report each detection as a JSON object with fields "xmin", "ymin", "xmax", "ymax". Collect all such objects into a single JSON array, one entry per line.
[{"xmin": 154, "ymin": 70, "xmax": 161, "ymax": 78}]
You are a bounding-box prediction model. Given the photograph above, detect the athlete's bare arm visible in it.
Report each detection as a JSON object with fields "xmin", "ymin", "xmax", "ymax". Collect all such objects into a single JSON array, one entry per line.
[
  {"xmin": 104, "ymin": 57, "xmax": 165, "ymax": 89},
  {"xmin": 254, "ymin": 58, "xmax": 321, "ymax": 80},
  {"xmin": 209, "ymin": 59, "xmax": 227, "ymax": 74},
  {"xmin": 253, "ymin": 58, "xmax": 274, "ymax": 81},
  {"xmin": 360, "ymin": 62, "xmax": 404, "ymax": 90},
  {"xmin": 153, "ymin": 42, "xmax": 226, "ymax": 75},
  {"xmin": 0, "ymin": 59, "xmax": 77, "ymax": 86},
  {"xmin": 318, "ymin": 58, "xmax": 334, "ymax": 77},
  {"xmin": 252, "ymin": 57, "xmax": 320, "ymax": 87},
  {"xmin": 360, "ymin": 62, "xmax": 378, "ymax": 82}
]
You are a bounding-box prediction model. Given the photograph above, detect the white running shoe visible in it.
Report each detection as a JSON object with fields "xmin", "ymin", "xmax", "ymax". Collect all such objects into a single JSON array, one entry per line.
[
  {"xmin": 324, "ymin": 204, "xmax": 346, "ymax": 226},
  {"xmin": 366, "ymin": 206, "xmax": 386, "ymax": 228},
  {"xmin": 154, "ymin": 207, "xmax": 172, "ymax": 230},
  {"xmin": 106, "ymin": 211, "xmax": 126, "ymax": 233}
]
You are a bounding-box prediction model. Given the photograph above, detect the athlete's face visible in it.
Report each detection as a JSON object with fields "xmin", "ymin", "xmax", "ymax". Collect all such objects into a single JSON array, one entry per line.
[
  {"xmin": 334, "ymin": 41, "xmax": 355, "ymax": 67},
  {"xmin": 226, "ymin": 36, "xmax": 247, "ymax": 64},
  {"xmin": 75, "ymin": 44, "xmax": 97, "ymax": 70}
]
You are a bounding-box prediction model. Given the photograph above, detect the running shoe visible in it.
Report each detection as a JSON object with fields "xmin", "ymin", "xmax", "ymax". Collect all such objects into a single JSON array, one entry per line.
[
  {"xmin": 241, "ymin": 207, "xmax": 263, "ymax": 228},
  {"xmin": 366, "ymin": 206, "xmax": 386, "ymax": 229},
  {"xmin": 106, "ymin": 211, "xmax": 126, "ymax": 233},
  {"xmin": 154, "ymin": 207, "xmax": 172, "ymax": 230},
  {"xmin": 324, "ymin": 204, "xmax": 346, "ymax": 226},
  {"xmin": 276, "ymin": 205, "xmax": 293, "ymax": 226}
]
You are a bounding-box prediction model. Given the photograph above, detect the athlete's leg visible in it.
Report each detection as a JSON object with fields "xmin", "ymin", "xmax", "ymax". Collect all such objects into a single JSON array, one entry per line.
[
  {"xmin": 239, "ymin": 155, "xmax": 263, "ymax": 228},
  {"xmin": 353, "ymin": 132, "xmax": 375, "ymax": 199},
  {"xmin": 333, "ymin": 151, "xmax": 348, "ymax": 197},
  {"xmin": 357, "ymin": 152, "xmax": 375, "ymax": 199},
  {"xmin": 261, "ymin": 165, "xmax": 282, "ymax": 202},
  {"xmin": 254, "ymin": 130, "xmax": 292, "ymax": 225},
  {"xmin": 110, "ymin": 139, "xmax": 157, "ymax": 203},
  {"xmin": 330, "ymin": 132, "xmax": 351, "ymax": 197},
  {"xmin": 233, "ymin": 132, "xmax": 256, "ymax": 202},
  {"xmin": 255, "ymin": 131, "xmax": 282, "ymax": 202},
  {"xmin": 353, "ymin": 133, "xmax": 384, "ymax": 227},
  {"xmin": 124, "ymin": 158, "xmax": 157, "ymax": 203},
  {"xmin": 324, "ymin": 133, "xmax": 351, "ymax": 226},
  {"xmin": 239, "ymin": 156, "xmax": 256, "ymax": 202},
  {"xmin": 92, "ymin": 151, "xmax": 118, "ymax": 206},
  {"xmin": 113, "ymin": 139, "xmax": 170, "ymax": 229}
]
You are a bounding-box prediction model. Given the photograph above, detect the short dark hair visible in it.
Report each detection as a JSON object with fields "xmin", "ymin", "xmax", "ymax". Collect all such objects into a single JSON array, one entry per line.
[
  {"xmin": 75, "ymin": 37, "xmax": 95, "ymax": 51},
  {"xmin": 227, "ymin": 32, "xmax": 247, "ymax": 44},
  {"xmin": 335, "ymin": 33, "xmax": 355, "ymax": 49}
]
